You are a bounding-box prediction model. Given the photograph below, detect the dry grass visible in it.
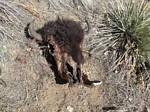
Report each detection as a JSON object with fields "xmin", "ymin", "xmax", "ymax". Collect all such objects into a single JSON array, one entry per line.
[{"xmin": 0, "ymin": 0, "xmax": 150, "ymax": 112}]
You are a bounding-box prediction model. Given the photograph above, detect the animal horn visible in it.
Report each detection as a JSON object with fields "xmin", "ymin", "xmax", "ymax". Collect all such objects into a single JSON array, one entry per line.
[
  {"xmin": 28, "ymin": 19, "xmax": 42, "ymax": 41},
  {"xmin": 84, "ymin": 17, "xmax": 90, "ymax": 33}
]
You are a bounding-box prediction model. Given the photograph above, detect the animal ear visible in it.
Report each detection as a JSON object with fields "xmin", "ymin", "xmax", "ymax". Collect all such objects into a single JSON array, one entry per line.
[
  {"xmin": 57, "ymin": 16, "xmax": 62, "ymax": 22},
  {"xmin": 56, "ymin": 16, "xmax": 64, "ymax": 25}
]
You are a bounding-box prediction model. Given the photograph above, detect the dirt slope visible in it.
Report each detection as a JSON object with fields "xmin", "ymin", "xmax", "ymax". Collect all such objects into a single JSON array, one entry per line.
[
  {"xmin": 1, "ymin": 0, "xmax": 150, "ymax": 112},
  {"xmin": 0, "ymin": 0, "xmax": 107, "ymax": 112}
]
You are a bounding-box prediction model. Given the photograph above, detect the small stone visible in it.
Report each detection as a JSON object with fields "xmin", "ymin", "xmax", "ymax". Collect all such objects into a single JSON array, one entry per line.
[{"xmin": 67, "ymin": 106, "xmax": 74, "ymax": 112}]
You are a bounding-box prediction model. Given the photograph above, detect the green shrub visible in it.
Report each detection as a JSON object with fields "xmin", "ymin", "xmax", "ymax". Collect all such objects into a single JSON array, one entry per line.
[{"xmin": 103, "ymin": 0, "xmax": 150, "ymax": 81}]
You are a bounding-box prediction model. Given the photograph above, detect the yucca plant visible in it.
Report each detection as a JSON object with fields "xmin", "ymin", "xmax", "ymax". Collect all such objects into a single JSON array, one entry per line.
[{"xmin": 103, "ymin": 0, "xmax": 150, "ymax": 81}]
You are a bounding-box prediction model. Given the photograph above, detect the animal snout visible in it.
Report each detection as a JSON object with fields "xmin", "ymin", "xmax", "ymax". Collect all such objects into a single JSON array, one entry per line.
[
  {"xmin": 78, "ymin": 53, "xmax": 85, "ymax": 64},
  {"xmin": 71, "ymin": 50, "xmax": 85, "ymax": 64}
]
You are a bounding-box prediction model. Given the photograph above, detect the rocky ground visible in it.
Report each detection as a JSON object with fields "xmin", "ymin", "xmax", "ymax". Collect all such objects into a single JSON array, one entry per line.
[
  {"xmin": 0, "ymin": 0, "xmax": 150, "ymax": 112},
  {"xmin": 0, "ymin": 0, "xmax": 107, "ymax": 112}
]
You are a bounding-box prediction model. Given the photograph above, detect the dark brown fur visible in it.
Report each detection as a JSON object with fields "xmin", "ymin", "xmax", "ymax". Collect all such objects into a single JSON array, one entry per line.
[
  {"xmin": 37, "ymin": 18, "xmax": 85, "ymax": 64},
  {"xmin": 28, "ymin": 18, "xmax": 85, "ymax": 83}
]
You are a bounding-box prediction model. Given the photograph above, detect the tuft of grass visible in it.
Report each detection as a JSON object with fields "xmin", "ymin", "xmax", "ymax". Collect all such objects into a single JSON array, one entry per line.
[
  {"xmin": 18, "ymin": 3, "xmax": 41, "ymax": 18},
  {"xmin": 103, "ymin": 0, "xmax": 150, "ymax": 81}
]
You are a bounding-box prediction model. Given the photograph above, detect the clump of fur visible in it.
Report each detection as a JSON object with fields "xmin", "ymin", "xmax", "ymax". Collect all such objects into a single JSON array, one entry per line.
[
  {"xmin": 28, "ymin": 18, "xmax": 85, "ymax": 84},
  {"xmin": 37, "ymin": 18, "xmax": 85, "ymax": 64}
]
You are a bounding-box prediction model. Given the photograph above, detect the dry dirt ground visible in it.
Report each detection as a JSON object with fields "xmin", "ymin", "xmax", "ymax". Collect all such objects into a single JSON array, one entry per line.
[
  {"xmin": 0, "ymin": 0, "xmax": 150, "ymax": 112},
  {"xmin": 0, "ymin": 0, "xmax": 108, "ymax": 112}
]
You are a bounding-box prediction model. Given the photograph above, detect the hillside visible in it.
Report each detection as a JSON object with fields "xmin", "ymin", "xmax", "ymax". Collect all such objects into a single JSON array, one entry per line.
[{"xmin": 0, "ymin": 0, "xmax": 150, "ymax": 112}]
